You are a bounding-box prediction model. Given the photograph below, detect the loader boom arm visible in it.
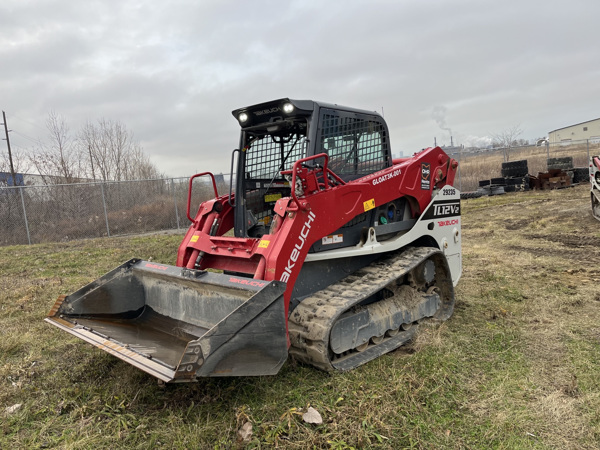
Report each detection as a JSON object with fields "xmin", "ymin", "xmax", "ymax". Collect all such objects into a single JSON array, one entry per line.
[{"xmin": 179, "ymin": 145, "xmax": 459, "ymax": 319}]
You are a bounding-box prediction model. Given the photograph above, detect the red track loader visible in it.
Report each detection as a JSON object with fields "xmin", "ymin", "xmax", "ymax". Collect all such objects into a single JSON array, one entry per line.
[
  {"xmin": 46, "ymin": 99, "xmax": 462, "ymax": 383},
  {"xmin": 592, "ymin": 155, "xmax": 600, "ymax": 221}
]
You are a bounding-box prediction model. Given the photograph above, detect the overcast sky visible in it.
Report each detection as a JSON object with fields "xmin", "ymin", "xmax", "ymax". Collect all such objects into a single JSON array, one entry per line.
[{"xmin": 2, "ymin": 0, "xmax": 599, "ymax": 177}]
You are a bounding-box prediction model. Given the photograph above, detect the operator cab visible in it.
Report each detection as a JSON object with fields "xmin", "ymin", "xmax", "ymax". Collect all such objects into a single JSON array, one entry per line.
[{"xmin": 231, "ymin": 98, "xmax": 392, "ymax": 238}]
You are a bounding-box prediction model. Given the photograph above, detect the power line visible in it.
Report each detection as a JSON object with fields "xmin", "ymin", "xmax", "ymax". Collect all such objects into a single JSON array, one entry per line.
[
  {"xmin": 12, "ymin": 130, "xmax": 44, "ymax": 146},
  {"xmin": 10, "ymin": 113, "xmax": 47, "ymax": 132},
  {"xmin": 11, "ymin": 142, "xmax": 32, "ymax": 152},
  {"xmin": 0, "ymin": 111, "xmax": 46, "ymax": 148}
]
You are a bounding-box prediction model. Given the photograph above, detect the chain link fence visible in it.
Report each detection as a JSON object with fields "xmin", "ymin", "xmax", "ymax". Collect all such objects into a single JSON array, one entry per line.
[
  {"xmin": 3, "ymin": 140, "xmax": 598, "ymax": 246},
  {"xmin": 0, "ymin": 175, "xmax": 232, "ymax": 246}
]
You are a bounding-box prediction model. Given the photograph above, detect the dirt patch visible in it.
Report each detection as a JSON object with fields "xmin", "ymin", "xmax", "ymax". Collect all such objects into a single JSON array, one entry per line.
[
  {"xmin": 526, "ymin": 233, "xmax": 600, "ymax": 249},
  {"xmin": 504, "ymin": 244, "xmax": 547, "ymax": 258},
  {"xmin": 504, "ymin": 219, "xmax": 531, "ymax": 231}
]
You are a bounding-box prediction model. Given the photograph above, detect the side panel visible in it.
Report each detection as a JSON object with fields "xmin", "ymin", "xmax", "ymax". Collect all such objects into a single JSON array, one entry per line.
[{"xmin": 302, "ymin": 186, "xmax": 462, "ymax": 286}]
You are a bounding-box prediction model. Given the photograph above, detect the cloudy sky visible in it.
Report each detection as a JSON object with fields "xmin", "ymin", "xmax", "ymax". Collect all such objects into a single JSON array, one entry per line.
[{"xmin": 2, "ymin": 0, "xmax": 599, "ymax": 177}]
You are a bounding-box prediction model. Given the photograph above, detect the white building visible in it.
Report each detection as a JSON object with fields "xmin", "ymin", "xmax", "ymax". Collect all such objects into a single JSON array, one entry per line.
[{"xmin": 548, "ymin": 118, "xmax": 600, "ymax": 144}]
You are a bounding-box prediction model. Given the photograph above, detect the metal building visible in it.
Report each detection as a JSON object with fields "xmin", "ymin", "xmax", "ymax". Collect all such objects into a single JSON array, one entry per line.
[{"xmin": 549, "ymin": 118, "xmax": 600, "ymax": 144}]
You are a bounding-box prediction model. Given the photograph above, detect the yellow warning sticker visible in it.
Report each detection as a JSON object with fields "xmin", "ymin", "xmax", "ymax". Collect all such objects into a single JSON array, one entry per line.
[
  {"xmin": 258, "ymin": 240, "xmax": 270, "ymax": 248},
  {"xmin": 264, "ymin": 193, "xmax": 282, "ymax": 203},
  {"xmin": 190, "ymin": 235, "xmax": 199, "ymax": 243},
  {"xmin": 363, "ymin": 199, "xmax": 376, "ymax": 212}
]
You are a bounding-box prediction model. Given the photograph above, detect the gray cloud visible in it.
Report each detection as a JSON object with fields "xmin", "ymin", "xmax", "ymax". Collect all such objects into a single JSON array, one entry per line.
[{"xmin": 2, "ymin": 0, "xmax": 599, "ymax": 176}]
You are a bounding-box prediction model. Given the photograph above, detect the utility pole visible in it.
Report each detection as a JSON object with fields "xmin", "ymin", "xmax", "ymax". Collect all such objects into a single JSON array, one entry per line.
[{"xmin": 2, "ymin": 110, "xmax": 18, "ymax": 185}]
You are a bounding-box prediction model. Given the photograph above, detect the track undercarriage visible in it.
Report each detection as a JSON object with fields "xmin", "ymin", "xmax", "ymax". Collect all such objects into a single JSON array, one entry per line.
[{"xmin": 288, "ymin": 246, "xmax": 455, "ymax": 371}]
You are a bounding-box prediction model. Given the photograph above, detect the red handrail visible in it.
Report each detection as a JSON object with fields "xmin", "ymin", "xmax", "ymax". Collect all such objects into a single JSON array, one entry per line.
[
  {"xmin": 282, "ymin": 153, "xmax": 345, "ymax": 210},
  {"xmin": 187, "ymin": 172, "xmax": 219, "ymax": 223}
]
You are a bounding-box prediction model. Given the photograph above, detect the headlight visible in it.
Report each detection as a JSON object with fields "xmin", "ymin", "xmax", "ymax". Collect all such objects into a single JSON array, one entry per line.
[
  {"xmin": 239, "ymin": 113, "xmax": 248, "ymax": 123},
  {"xmin": 282, "ymin": 103, "xmax": 294, "ymax": 114}
]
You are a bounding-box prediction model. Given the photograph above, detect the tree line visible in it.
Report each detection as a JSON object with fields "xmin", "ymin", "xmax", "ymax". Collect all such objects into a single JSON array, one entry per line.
[{"xmin": 1, "ymin": 111, "xmax": 163, "ymax": 185}]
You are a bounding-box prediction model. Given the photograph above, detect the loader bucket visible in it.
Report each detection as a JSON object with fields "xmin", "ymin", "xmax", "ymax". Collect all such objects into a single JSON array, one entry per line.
[{"xmin": 45, "ymin": 259, "xmax": 288, "ymax": 383}]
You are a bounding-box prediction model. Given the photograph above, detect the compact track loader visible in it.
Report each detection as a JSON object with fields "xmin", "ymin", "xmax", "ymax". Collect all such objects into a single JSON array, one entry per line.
[
  {"xmin": 592, "ymin": 155, "xmax": 600, "ymax": 221},
  {"xmin": 46, "ymin": 99, "xmax": 462, "ymax": 383}
]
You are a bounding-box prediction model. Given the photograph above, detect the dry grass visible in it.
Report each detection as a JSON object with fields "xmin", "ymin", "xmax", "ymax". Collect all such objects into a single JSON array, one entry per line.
[
  {"xmin": 459, "ymin": 185, "xmax": 600, "ymax": 448},
  {"xmin": 1, "ymin": 185, "xmax": 600, "ymax": 448}
]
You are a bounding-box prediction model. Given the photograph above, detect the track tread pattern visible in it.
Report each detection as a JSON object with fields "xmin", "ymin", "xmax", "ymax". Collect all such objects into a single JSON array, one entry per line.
[{"xmin": 288, "ymin": 247, "xmax": 444, "ymax": 372}]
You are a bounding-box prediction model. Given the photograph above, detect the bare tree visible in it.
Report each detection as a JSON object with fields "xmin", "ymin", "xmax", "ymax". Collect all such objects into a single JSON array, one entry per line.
[
  {"xmin": 27, "ymin": 112, "xmax": 163, "ymax": 183},
  {"xmin": 122, "ymin": 142, "xmax": 164, "ymax": 180},
  {"xmin": 0, "ymin": 145, "xmax": 30, "ymax": 231},
  {"xmin": 0, "ymin": 146, "xmax": 30, "ymax": 185},
  {"xmin": 491, "ymin": 124, "xmax": 523, "ymax": 162},
  {"xmin": 79, "ymin": 118, "xmax": 163, "ymax": 181},
  {"xmin": 29, "ymin": 111, "xmax": 84, "ymax": 184},
  {"xmin": 79, "ymin": 120, "xmax": 100, "ymax": 181}
]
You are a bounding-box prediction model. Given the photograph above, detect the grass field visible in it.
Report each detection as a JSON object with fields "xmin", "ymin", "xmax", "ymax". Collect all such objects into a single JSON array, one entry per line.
[{"xmin": 1, "ymin": 184, "xmax": 599, "ymax": 449}]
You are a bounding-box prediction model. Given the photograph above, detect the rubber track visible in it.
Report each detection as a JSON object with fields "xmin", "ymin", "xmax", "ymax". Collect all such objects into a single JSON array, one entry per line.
[{"xmin": 288, "ymin": 246, "xmax": 446, "ymax": 372}]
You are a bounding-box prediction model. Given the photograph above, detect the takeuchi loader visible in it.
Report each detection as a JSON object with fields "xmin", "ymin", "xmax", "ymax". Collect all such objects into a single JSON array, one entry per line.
[
  {"xmin": 592, "ymin": 155, "xmax": 600, "ymax": 221},
  {"xmin": 46, "ymin": 99, "xmax": 462, "ymax": 383}
]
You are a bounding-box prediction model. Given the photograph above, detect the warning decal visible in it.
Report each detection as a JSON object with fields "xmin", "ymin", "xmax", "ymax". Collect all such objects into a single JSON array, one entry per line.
[
  {"xmin": 363, "ymin": 199, "xmax": 376, "ymax": 212},
  {"xmin": 322, "ymin": 234, "xmax": 344, "ymax": 245}
]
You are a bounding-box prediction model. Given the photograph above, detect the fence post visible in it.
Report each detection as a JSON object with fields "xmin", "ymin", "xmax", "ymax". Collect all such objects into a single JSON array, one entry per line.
[
  {"xmin": 587, "ymin": 139, "xmax": 590, "ymax": 161},
  {"xmin": 19, "ymin": 186, "xmax": 31, "ymax": 245},
  {"xmin": 171, "ymin": 178, "xmax": 181, "ymax": 230},
  {"xmin": 100, "ymin": 183, "xmax": 111, "ymax": 237},
  {"xmin": 458, "ymin": 147, "xmax": 462, "ymax": 192}
]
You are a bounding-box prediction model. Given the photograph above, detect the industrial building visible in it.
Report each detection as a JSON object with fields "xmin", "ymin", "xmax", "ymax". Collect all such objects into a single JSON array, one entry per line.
[{"xmin": 548, "ymin": 118, "xmax": 600, "ymax": 144}]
